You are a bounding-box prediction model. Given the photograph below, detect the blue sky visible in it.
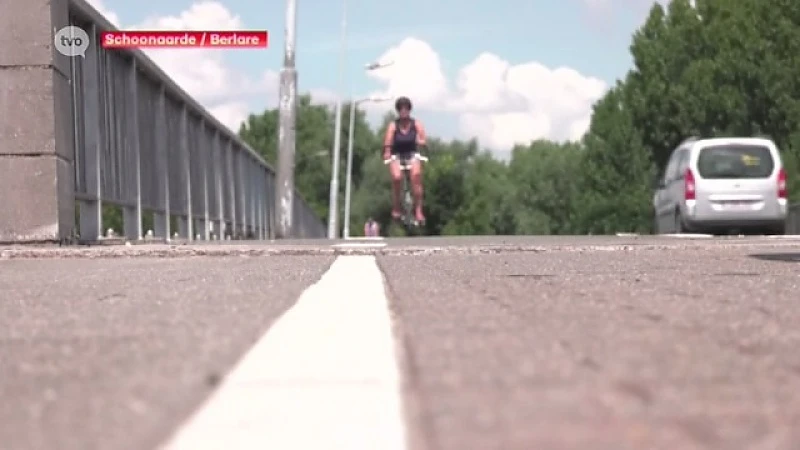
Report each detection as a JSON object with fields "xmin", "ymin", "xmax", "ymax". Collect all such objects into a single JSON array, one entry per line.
[{"xmin": 96, "ymin": 0, "xmax": 658, "ymax": 150}]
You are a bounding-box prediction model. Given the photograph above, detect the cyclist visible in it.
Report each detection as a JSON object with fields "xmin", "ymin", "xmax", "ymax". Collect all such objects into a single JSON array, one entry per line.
[{"xmin": 383, "ymin": 96, "xmax": 427, "ymax": 223}]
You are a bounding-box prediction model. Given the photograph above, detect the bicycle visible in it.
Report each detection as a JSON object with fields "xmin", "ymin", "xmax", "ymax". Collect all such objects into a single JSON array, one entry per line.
[{"xmin": 384, "ymin": 152, "xmax": 428, "ymax": 229}]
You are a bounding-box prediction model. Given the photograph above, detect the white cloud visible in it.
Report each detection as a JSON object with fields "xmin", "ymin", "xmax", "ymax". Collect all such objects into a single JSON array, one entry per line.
[
  {"xmin": 365, "ymin": 38, "xmax": 449, "ymax": 109},
  {"xmin": 367, "ymin": 37, "xmax": 608, "ymax": 150},
  {"xmin": 85, "ymin": 0, "xmax": 278, "ymax": 131},
  {"xmin": 208, "ymin": 102, "xmax": 250, "ymax": 131},
  {"xmin": 131, "ymin": 2, "xmax": 278, "ymax": 130}
]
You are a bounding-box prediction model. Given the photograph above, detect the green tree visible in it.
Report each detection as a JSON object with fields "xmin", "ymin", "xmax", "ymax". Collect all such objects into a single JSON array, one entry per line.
[
  {"xmin": 420, "ymin": 138, "xmax": 474, "ymax": 235},
  {"xmin": 575, "ymin": 86, "xmax": 656, "ymax": 234},
  {"xmin": 239, "ymin": 95, "xmax": 378, "ymax": 224},
  {"xmin": 627, "ymin": 0, "xmax": 800, "ymax": 176},
  {"xmin": 239, "ymin": 95, "xmax": 332, "ymax": 219},
  {"xmin": 509, "ymin": 140, "xmax": 583, "ymax": 235},
  {"xmin": 444, "ymin": 152, "xmax": 514, "ymax": 235}
]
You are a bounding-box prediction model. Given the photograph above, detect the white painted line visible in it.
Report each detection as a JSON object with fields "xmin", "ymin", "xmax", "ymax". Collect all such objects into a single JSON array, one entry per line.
[
  {"xmin": 344, "ymin": 236, "xmax": 385, "ymax": 241},
  {"xmin": 159, "ymin": 256, "xmax": 407, "ymax": 450},
  {"xmin": 615, "ymin": 232, "xmax": 639, "ymax": 237},
  {"xmin": 332, "ymin": 241, "xmax": 388, "ymax": 248},
  {"xmin": 661, "ymin": 233, "xmax": 714, "ymax": 238},
  {"xmin": 766, "ymin": 235, "xmax": 800, "ymax": 239}
]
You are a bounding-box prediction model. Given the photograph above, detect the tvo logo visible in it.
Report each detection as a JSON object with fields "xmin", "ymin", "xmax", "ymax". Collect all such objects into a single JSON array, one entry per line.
[{"xmin": 54, "ymin": 26, "xmax": 90, "ymax": 57}]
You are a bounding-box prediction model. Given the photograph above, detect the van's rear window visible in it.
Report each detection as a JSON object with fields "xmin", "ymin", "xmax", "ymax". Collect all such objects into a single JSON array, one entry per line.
[{"xmin": 696, "ymin": 145, "xmax": 774, "ymax": 179}]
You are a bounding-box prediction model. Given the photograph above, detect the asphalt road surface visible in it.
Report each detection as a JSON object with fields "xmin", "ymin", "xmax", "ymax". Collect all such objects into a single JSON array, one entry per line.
[{"xmin": 2, "ymin": 235, "xmax": 800, "ymax": 449}]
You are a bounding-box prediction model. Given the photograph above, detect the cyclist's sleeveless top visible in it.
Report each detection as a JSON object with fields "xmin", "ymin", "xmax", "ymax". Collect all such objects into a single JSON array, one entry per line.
[{"xmin": 392, "ymin": 119, "xmax": 417, "ymax": 155}]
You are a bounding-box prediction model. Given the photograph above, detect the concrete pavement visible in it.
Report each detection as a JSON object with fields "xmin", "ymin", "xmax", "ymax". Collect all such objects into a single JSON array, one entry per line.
[
  {"xmin": 0, "ymin": 256, "xmax": 334, "ymax": 450},
  {"xmin": 2, "ymin": 236, "xmax": 800, "ymax": 449},
  {"xmin": 381, "ymin": 244, "xmax": 800, "ymax": 449}
]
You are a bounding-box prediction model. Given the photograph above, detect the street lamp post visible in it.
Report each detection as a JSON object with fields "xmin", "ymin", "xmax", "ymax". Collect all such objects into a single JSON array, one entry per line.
[
  {"xmin": 340, "ymin": 60, "xmax": 394, "ymax": 239},
  {"xmin": 275, "ymin": 0, "xmax": 298, "ymax": 239},
  {"xmin": 328, "ymin": 57, "xmax": 394, "ymax": 240},
  {"xmin": 326, "ymin": 0, "xmax": 349, "ymax": 239},
  {"xmin": 342, "ymin": 94, "xmax": 392, "ymax": 238}
]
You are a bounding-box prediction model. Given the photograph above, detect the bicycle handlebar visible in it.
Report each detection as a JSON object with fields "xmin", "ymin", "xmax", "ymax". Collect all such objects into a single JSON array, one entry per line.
[{"xmin": 383, "ymin": 153, "xmax": 429, "ymax": 165}]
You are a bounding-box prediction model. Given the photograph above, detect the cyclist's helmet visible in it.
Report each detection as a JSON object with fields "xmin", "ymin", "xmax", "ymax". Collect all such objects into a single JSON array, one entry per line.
[{"xmin": 395, "ymin": 96, "xmax": 412, "ymax": 111}]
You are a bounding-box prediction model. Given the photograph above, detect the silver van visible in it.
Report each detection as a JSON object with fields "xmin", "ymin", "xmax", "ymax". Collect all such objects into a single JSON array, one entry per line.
[{"xmin": 653, "ymin": 137, "xmax": 788, "ymax": 235}]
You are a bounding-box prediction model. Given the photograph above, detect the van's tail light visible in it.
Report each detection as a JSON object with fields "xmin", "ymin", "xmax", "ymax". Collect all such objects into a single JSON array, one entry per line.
[
  {"xmin": 778, "ymin": 168, "xmax": 787, "ymax": 198},
  {"xmin": 684, "ymin": 168, "xmax": 696, "ymax": 200}
]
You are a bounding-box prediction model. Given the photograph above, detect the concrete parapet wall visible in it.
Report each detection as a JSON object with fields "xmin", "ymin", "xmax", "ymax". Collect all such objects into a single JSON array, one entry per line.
[{"xmin": 0, "ymin": 0, "xmax": 75, "ymax": 242}]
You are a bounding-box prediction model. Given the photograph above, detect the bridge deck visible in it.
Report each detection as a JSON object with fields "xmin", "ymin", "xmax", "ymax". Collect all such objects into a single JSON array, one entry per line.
[{"xmin": 2, "ymin": 236, "xmax": 800, "ymax": 449}]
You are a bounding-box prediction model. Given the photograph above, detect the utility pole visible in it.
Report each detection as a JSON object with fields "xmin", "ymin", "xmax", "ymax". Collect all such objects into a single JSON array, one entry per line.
[
  {"xmin": 275, "ymin": 0, "xmax": 298, "ymax": 238},
  {"xmin": 327, "ymin": 0, "xmax": 347, "ymax": 239}
]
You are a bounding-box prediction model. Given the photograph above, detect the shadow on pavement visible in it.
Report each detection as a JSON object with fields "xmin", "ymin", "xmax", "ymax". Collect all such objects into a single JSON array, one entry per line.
[{"xmin": 749, "ymin": 252, "xmax": 800, "ymax": 262}]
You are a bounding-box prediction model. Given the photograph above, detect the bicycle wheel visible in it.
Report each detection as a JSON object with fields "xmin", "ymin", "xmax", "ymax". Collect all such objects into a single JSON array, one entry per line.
[{"xmin": 402, "ymin": 173, "xmax": 413, "ymax": 223}]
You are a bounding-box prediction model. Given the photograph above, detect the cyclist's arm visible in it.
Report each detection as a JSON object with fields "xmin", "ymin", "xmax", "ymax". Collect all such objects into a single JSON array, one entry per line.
[{"xmin": 415, "ymin": 120, "xmax": 427, "ymax": 147}]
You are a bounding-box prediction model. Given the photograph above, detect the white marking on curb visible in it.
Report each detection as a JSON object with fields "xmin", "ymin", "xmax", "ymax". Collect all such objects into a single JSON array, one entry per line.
[
  {"xmin": 332, "ymin": 241, "xmax": 388, "ymax": 248},
  {"xmin": 160, "ymin": 256, "xmax": 407, "ymax": 450},
  {"xmin": 661, "ymin": 233, "xmax": 714, "ymax": 238}
]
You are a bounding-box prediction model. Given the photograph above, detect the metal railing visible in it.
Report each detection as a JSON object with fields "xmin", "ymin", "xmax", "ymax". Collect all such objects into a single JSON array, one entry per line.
[{"xmin": 67, "ymin": 0, "xmax": 324, "ymax": 242}]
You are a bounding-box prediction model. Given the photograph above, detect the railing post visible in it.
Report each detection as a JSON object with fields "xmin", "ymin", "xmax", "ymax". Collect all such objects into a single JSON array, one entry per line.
[
  {"xmin": 78, "ymin": 24, "xmax": 102, "ymax": 242},
  {"xmin": 266, "ymin": 171, "xmax": 275, "ymax": 239},
  {"xmin": 226, "ymin": 141, "xmax": 237, "ymax": 238},
  {"xmin": 249, "ymin": 161, "xmax": 257, "ymax": 238},
  {"xmin": 261, "ymin": 169, "xmax": 268, "ymax": 239},
  {"xmin": 237, "ymin": 150, "xmax": 247, "ymax": 238},
  {"xmin": 256, "ymin": 169, "xmax": 264, "ymax": 239},
  {"xmin": 123, "ymin": 58, "xmax": 142, "ymax": 241},
  {"xmin": 261, "ymin": 167, "xmax": 275, "ymax": 239},
  {"xmin": 213, "ymin": 131, "xmax": 225, "ymax": 239},
  {"xmin": 253, "ymin": 168, "xmax": 260, "ymax": 239},
  {"xmin": 244, "ymin": 160, "xmax": 251, "ymax": 238},
  {"xmin": 196, "ymin": 120, "xmax": 209, "ymax": 240},
  {"xmin": 154, "ymin": 85, "xmax": 170, "ymax": 241},
  {"xmin": 178, "ymin": 106, "xmax": 193, "ymax": 240}
]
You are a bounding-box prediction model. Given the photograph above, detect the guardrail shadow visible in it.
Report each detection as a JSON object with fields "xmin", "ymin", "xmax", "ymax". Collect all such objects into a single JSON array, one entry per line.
[{"xmin": 749, "ymin": 252, "xmax": 800, "ymax": 263}]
